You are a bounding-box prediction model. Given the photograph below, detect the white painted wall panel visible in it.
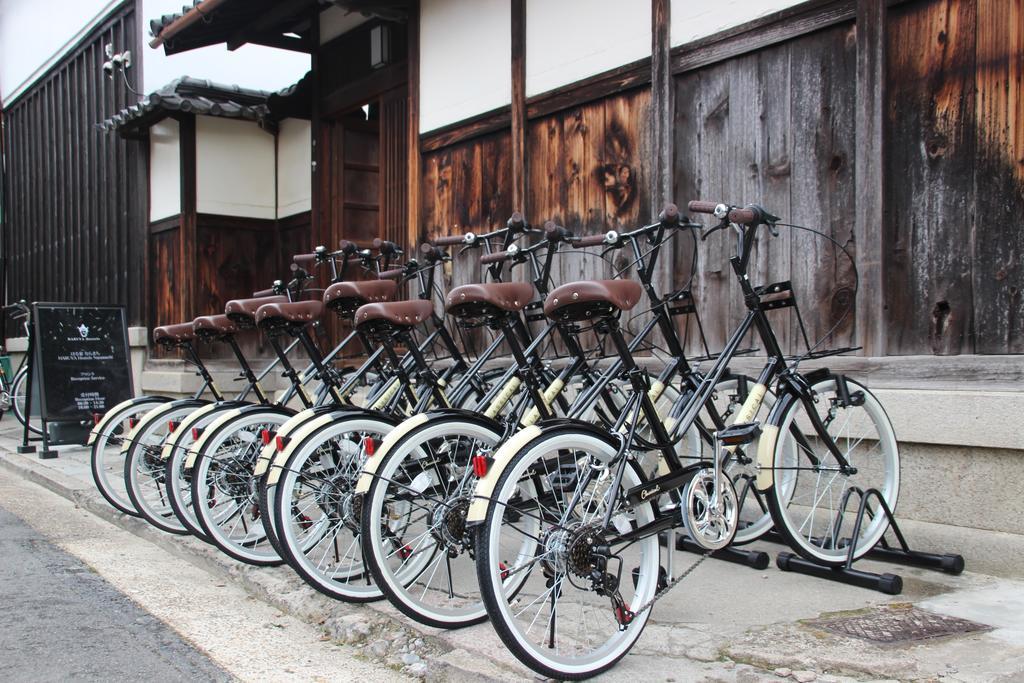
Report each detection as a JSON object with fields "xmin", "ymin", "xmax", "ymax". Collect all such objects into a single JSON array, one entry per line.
[
  {"xmin": 195, "ymin": 117, "xmax": 275, "ymax": 219},
  {"xmin": 419, "ymin": 0, "xmax": 511, "ymax": 133},
  {"xmin": 525, "ymin": 0, "xmax": 650, "ymax": 97},
  {"xmin": 670, "ymin": 0, "xmax": 805, "ymax": 46},
  {"xmin": 276, "ymin": 118, "xmax": 312, "ymax": 218},
  {"xmin": 149, "ymin": 119, "xmax": 181, "ymax": 222}
]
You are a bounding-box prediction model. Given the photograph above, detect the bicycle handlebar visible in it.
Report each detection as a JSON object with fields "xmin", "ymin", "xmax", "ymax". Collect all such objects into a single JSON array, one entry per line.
[
  {"xmin": 430, "ymin": 234, "xmax": 473, "ymax": 247},
  {"xmin": 372, "ymin": 238, "xmax": 403, "ymax": 256},
  {"xmin": 378, "ymin": 268, "xmax": 406, "ymax": 280},
  {"xmin": 687, "ymin": 200, "xmax": 758, "ymax": 225}
]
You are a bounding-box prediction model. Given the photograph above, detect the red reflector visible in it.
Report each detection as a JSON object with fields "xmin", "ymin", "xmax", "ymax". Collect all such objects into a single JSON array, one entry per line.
[
  {"xmin": 191, "ymin": 427, "xmax": 202, "ymax": 440},
  {"xmin": 168, "ymin": 421, "xmax": 178, "ymax": 433},
  {"xmin": 499, "ymin": 561, "xmax": 510, "ymax": 581},
  {"xmin": 92, "ymin": 412, "xmax": 103, "ymax": 426},
  {"xmin": 362, "ymin": 436, "xmax": 375, "ymax": 456},
  {"xmin": 472, "ymin": 454, "xmax": 489, "ymax": 478},
  {"xmin": 275, "ymin": 435, "xmax": 287, "ymax": 451},
  {"xmin": 260, "ymin": 429, "xmax": 273, "ymax": 446},
  {"xmin": 128, "ymin": 417, "xmax": 139, "ymax": 428}
]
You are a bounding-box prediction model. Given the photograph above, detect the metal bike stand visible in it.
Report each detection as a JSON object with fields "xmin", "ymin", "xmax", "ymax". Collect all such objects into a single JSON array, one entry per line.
[
  {"xmin": 775, "ymin": 487, "xmax": 964, "ymax": 595},
  {"xmin": 16, "ymin": 331, "xmax": 55, "ymax": 458},
  {"xmin": 676, "ymin": 535, "xmax": 770, "ymax": 570}
]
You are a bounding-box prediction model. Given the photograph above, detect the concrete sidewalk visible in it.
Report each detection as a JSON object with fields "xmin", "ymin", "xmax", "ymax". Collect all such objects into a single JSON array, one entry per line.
[{"xmin": 2, "ymin": 424, "xmax": 1023, "ymax": 682}]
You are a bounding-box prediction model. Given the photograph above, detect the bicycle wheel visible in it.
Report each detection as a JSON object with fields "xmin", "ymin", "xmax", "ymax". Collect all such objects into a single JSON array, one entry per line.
[
  {"xmin": 124, "ymin": 402, "xmax": 206, "ymax": 534},
  {"xmin": 474, "ymin": 428, "xmax": 660, "ymax": 680},
  {"xmin": 765, "ymin": 377, "xmax": 899, "ymax": 565},
  {"xmin": 273, "ymin": 413, "xmax": 394, "ymax": 602},
  {"xmin": 90, "ymin": 397, "xmax": 169, "ymax": 516},
  {"xmin": 11, "ymin": 368, "xmax": 43, "ymax": 436},
  {"xmin": 190, "ymin": 408, "xmax": 293, "ymax": 565},
  {"xmin": 163, "ymin": 402, "xmax": 249, "ymax": 541},
  {"xmin": 361, "ymin": 414, "xmax": 501, "ymax": 628}
]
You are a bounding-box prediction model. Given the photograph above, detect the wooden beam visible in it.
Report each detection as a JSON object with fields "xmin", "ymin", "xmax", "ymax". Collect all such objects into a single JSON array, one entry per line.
[
  {"xmin": 178, "ymin": 114, "xmax": 197, "ymax": 319},
  {"xmin": 407, "ymin": 0, "xmax": 422, "ymax": 249},
  {"xmin": 419, "ymin": 106, "xmax": 511, "ymax": 152},
  {"xmin": 650, "ymin": 0, "xmax": 672, "ymax": 216},
  {"xmin": 853, "ymin": 0, "xmax": 887, "ymax": 356},
  {"xmin": 511, "ymin": 0, "xmax": 527, "ymax": 214},
  {"xmin": 239, "ymin": 33, "xmax": 313, "ymax": 53},
  {"xmin": 225, "ymin": 0, "xmax": 316, "ymax": 50}
]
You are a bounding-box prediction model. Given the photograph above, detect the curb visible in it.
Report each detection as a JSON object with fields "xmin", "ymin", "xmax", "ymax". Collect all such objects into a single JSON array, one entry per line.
[{"xmin": 0, "ymin": 449, "xmax": 526, "ymax": 681}]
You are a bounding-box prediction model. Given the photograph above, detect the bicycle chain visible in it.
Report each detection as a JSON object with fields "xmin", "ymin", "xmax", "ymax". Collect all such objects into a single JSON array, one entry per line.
[{"xmin": 627, "ymin": 551, "xmax": 710, "ymax": 620}]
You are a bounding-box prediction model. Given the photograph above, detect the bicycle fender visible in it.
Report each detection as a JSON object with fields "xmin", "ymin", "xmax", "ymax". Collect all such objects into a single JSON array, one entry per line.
[
  {"xmin": 466, "ymin": 425, "xmax": 543, "ymax": 523},
  {"xmin": 264, "ymin": 412, "xmax": 341, "ymax": 485},
  {"xmin": 161, "ymin": 401, "xmax": 247, "ymax": 461},
  {"xmin": 119, "ymin": 398, "xmax": 208, "ymax": 454},
  {"xmin": 87, "ymin": 396, "xmax": 169, "ymax": 446},
  {"xmin": 355, "ymin": 413, "xmax": 429, "ymax": 494},
  {"xmin": 253, "ymin": 405, "xmax": 335, "ymax": 477},
  {"xmin": 185, "ymin": 404, "xmax": 293, "ymax": 469},
  {"xmin": 185, "ymin": 407, "xmax": 244, "ymax": 469},
  {"xmin": 755, "ymin": 389, "xmax": 798, "ymax": 491}
]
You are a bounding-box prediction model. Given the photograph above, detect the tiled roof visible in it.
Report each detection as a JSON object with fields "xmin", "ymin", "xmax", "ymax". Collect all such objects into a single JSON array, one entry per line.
[
  {"xmin": 99, "ymin": 77, "xmax": 272, "ymax": 134},
  {"xmin": 149, "ymin": 1, "xmax": 206, "ymax": 39}
]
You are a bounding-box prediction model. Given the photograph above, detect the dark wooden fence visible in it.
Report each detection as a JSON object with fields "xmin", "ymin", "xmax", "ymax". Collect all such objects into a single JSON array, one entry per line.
[
  {"xmin": 1, "ymin": 4, "xmax": 146, "ymax": 332},
  {"xmin": 416, "ymin": 0, "xmax": 1022, "ymax": 357}
]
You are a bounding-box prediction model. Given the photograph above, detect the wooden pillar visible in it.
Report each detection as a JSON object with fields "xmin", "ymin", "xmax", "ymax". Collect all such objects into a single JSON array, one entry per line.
[
  {"xmin": 310, "ymin": 8, "xmax": 325, "ymax": 249},
  {"xmin": 179, "ymin": 114, "xmax": 197, "ymax": 319},
  {"xmin": 510, "ymin": 0, "xmax": 527, "ymax": 215},
  {"xmin": 650, "ymin": 0, "xmax": 673, "ymax": 216},
  {"xmin": 854, "ymin": 0, "xmax": 887, "ymax": 356},
  {"xmin": 406, "ymin": 0, "xmax": 422, "ymax": 248}
]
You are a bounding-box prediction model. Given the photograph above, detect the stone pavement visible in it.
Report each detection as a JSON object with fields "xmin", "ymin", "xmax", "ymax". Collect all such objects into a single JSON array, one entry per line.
[{"xmin": 2, "ymin": 423, "xmax": 1023, "ymax": 682}]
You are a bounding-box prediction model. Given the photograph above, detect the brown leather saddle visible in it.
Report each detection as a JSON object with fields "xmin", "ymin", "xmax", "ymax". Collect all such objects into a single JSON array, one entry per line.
[{"xmin": 543, "ymin": 279, "xmax": 643, "ymax": 322}]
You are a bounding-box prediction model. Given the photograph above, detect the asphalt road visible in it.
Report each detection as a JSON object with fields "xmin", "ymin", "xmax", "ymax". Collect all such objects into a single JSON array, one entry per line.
[{"xmin": 0, "ymin": 505, "xmax": 230, "ymax": 682}]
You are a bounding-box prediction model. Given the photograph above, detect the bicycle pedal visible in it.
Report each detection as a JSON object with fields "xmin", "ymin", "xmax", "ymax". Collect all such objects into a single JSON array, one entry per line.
[
  {"xmin": 715, "ymin": 421, "xmax": 762, "ymax": 446},
  {"xmin": 631, "ymin": 565, "xmax": 668, "ymax": 591}
]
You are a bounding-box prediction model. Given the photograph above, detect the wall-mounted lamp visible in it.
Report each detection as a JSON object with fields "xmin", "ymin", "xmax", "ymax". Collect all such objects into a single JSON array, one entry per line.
[{"xmin": 370, "ymin": 25, "xmax": 391, "ymax": 69}]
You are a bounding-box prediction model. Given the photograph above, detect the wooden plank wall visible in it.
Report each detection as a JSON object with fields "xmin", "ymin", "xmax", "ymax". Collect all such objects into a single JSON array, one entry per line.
[
  {"xmin": 1, "ymin": 6, "xmax": 145, "ymax": 333},
  {"xmin": 886, "ymin": 0, "xmax": 1023, "ymax": 355},
  {"xmin": 417, "ymin": 0, "xmax": 1021, "ymax": 358},
  {"xmin": 673, "ymin": 23, "xmax": 857, "ymax": 357}
]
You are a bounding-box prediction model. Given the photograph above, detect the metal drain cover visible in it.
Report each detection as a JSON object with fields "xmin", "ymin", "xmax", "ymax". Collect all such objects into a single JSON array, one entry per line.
[{"xmin": 808, "ymin": 605, "xmax": 990, "ymax": 644}]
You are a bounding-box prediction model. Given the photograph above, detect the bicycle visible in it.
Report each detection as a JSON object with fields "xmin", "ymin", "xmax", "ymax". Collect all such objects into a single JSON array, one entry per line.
[{"xmin": 469, "ymin": 200, "xmax": 899, "ymax": 679}]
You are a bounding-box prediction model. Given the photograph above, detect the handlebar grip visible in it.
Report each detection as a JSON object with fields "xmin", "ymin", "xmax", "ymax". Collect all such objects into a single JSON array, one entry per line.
[
  {"xmin": 292, "ymin": 253, "xmax": 318, "ymax": 267},
  {"xmin": 507, "ymin": 211, "xmax": 527, "ymax": 232},
  {"xmin": 338, "ymin": 239, "xmax": 358, "ymax": 254},
  {"xmin": 252, "ymin": 288, "xmax": 278, "ymax": 297},
  {"xmin": 658, "ymin": 203, "xmax": 681, "ymax": 227},
  {"xmin": 687, "ymin": 200, "xmax": 758, "ymax": 225},
  {"xmin": 290, "ymin": 264, "xmax": 311, "ymax": 280},
  {"xmin": 544, "ymin": 221, "xmax": 572, "ymax": 243},
  {"xmin": 377, "ymin": 268, "xmax": 406, "ymax": 280},
  {"xmin": 430, "ymin": 234, "xmax": 468, "ymax": 247},
  {"xmin": 419, "ymin": 243, "xmax": 447, "ymax": 262},
  {"xmin": 573, "ymin": 233, "xmax": 610, "ymax": 248},
  {"xmin": 480, "ymin": 250, "xmax": 511, "ymax": 265},
  {"xmin": 372, "ymin": 238, "xmax": 403, "ymax": 256}
]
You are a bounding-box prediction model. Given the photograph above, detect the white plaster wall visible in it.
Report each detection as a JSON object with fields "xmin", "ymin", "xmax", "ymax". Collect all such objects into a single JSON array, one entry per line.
[
  {"xmin": 141, "ymin": 0, "xmax": 310, "ymax": 93},
  {"xmin": 149, "ymin": 118, "xmax": 181, "ymax": 221},
  {"xmin": 195, "ymin": 117, "xmax": 275, "ymax": 219},
  {"xmin": 419, "ymin": 0, "xmax": 511, "ymax": 133},
  {"xmin": 276, "ymin": 118, "xmax": 312, "ymax": 218},
  {"xmin": 525, "ymin": 0, "xmax": 650, "ymax": 97},
  {"xmin": 670, "ymin": 0, "xmax": 805, "ymax": 46},
  {"xmin": 0, "ymin": 0, "xmax": 120, "ymax": 103}
]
